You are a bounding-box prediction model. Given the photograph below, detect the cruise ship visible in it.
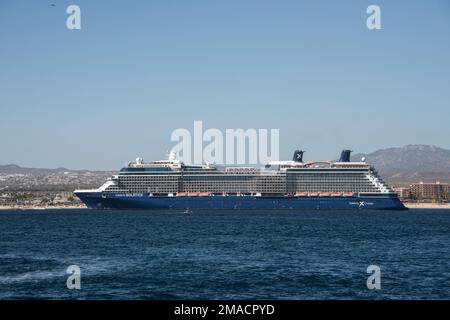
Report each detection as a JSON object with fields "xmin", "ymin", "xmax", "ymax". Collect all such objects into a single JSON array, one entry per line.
[{"xmin": 74, "ymin": 150, "xmax": 406, "ymax": 210}]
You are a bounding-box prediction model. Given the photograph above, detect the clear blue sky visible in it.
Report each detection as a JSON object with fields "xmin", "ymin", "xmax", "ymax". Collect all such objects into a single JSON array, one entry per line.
[{"xmin": 1, "ymin": 0, "xmax": 450, "ymax": 170}]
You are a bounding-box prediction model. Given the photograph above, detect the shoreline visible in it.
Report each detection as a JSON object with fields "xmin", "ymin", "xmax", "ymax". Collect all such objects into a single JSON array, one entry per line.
[
  {"xmin": 0, "ymin": 205, "xmax": 86, "ymax": 210},
  {"xmin": 404, "ymin": 203, "xmax": 450, "ymax": 209},
  {"xmin": 1, "ymin": 204, "xmax": 450, "ymax": 210}
]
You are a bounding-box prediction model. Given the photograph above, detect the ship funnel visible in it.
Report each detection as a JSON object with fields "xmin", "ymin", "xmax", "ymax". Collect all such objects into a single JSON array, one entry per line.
[
  {"xmin": 293, "ymin": 150, "xmax": 305, "ymax": 162},
  {"xmin": 339, "ymin": 150, "xmax": 352, "ymax": 162}
]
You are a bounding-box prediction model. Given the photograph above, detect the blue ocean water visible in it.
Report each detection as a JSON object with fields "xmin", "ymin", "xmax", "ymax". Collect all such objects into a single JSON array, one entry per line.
[{"xmin": 0, "ymin": 209, "xmax": 449, "ymax": 299}]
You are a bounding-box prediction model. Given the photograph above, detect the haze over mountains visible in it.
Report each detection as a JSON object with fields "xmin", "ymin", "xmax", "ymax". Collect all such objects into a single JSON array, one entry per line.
[
  {"xmin": 0, "ymin": 164, "xmax": 74, "ymax": 175},
  {"xmin": 0, "ymin": 165, "xmax": 114, "ymax": 192},
  {"xmin": 0, "ymin": 164, "xmax": 107, "ymax": 175},
  {"xmin": 351, "ymin": 145, "xmax": 450, "ymax": 185},
  {"xmin": 1, "ymin": 145, "xmax": 450, "ymax": 188}
]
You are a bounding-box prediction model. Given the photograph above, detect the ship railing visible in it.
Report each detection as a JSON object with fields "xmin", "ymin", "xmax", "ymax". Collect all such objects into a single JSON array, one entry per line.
[{"xmin": 365, "ymin": 174, "xmax": 390, "ymax": 193}]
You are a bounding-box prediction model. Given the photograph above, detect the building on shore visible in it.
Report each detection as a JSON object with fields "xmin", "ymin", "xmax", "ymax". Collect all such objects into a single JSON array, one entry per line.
[
  {"xmin": 392, "ymin": 187, "xmax": 411, "ymax": 201},
  {"xmin": 409, "ymin": 181, "xmax": 449, "ymax": 201}
]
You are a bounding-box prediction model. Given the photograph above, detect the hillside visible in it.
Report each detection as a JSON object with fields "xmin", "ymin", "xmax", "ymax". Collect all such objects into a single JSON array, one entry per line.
[{"xmin": 351, "ymin": 145, "xmax": 450, "ymax": 185}]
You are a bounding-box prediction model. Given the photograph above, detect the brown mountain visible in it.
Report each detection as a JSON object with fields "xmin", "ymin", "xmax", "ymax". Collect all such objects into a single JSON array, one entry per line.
[
  {"xmin": 2, "ymin": 144, "xmax": 450, "ymax": 188},
  {"xmin": 351, "ymin": 145, "xmax": 450, "ymax": 185}
]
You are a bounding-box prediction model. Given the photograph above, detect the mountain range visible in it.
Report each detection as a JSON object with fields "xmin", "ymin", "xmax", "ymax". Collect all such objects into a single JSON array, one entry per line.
[
  {"xmin": 350, "ymin": 145, "xmax": 450, "ymax": 185},
  {"xmin": 0, "ymin": 164, "xmax": 112, "ymax": 175},
  {"xmin": 1, "ymin": 145, "xmax": 450, "ymax": 186}
]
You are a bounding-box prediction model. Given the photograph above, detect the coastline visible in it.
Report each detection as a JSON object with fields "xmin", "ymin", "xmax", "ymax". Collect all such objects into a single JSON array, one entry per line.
[
  {"xmin": 1, "ymin": 203, "xmax": 450, "ymax": 210},
  {"xmin": 404, "ymin": 202, "xmax": 450, "ymax": 209},
  {"xmin": 0, "ymin": 205, "xmax": 86, "ymax": 210}
]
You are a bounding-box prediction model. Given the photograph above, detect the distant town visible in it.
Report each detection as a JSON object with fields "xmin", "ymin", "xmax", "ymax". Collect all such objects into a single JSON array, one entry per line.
[
  {"xmin": 1, "ymin": 177, "xmax": 449, "ymax": 210},
  {"xmin": 0, "ymin": 169, "xmax": 449, "ymax": 210},
  {"xmin": 0, "ymin": 168, "xmax": 112, "ymax": 209},
  {"xmin": 392, "ymin": 182, "xmax": 450, "ymax": 208},
  {"xmin": 1, "ymin": 144, "xmax": 450, "ymax": 209}
]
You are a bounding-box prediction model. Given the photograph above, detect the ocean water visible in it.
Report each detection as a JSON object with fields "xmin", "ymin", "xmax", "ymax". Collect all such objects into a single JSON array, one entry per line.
[{"xmin": 0, "ymin": 209, "xmax": 449, "ymax": 300}]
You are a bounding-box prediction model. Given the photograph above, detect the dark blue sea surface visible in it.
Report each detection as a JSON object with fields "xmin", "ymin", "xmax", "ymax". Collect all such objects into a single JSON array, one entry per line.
[{"xmin": 0, "ymin": 209, "xmax": 449, "ymax": 299}]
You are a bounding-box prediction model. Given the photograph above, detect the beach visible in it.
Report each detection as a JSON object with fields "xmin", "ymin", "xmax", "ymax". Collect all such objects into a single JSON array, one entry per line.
[
  {"xmin": 404, "ymin": 202, "xmax": 450, "ymax": 209},
  {"xmin": 1, "ymin": 203, "xmax": 450, "ymax": 210},
  {"xmin": 0, "ymin": 205, "xmax": 86, "ymax": 210}
]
